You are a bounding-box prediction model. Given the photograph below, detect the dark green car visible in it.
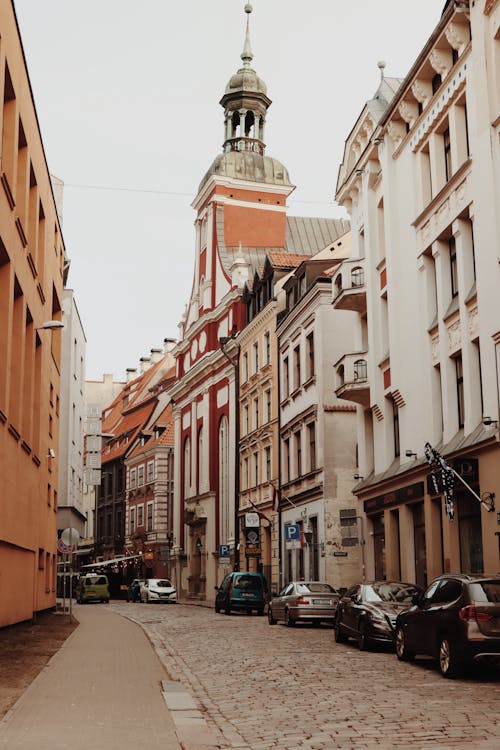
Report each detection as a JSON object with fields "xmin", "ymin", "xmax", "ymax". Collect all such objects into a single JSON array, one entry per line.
[{"xmin": 214, "ymin": 572, "xmax": 267, "ymax": 615}]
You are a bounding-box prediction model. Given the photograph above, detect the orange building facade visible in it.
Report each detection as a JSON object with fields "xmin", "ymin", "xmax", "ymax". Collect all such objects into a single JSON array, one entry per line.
[{"xmin": 0, "ymin": 1, "xmax": 66, "ymax": 626}]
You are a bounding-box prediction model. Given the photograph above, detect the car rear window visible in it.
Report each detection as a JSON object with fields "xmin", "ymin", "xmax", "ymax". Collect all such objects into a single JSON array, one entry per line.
[
  {"xmin": 234, "ymin": 575, "xmax": 262, "ymax": 590},
  {"xmin": 85, "ymin": 576, "xmax": 106, "ymax": 586},
  {"xmin": 469, "ymin": 581, "xmax": 500, "ymax": 602},
  {"xmin": 297, "ymin": 583, "xmax": 336, "ymax": 594}
]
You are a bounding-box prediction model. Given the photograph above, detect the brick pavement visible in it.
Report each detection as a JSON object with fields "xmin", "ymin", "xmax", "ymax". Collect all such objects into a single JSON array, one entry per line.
[{"xmin": 112, "ymin": 601, "xmax": 500, "ymax": 750}]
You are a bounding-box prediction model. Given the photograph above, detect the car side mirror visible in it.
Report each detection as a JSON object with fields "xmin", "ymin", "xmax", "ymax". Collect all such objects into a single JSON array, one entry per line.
[{"xmin": 411, "ymin": 592, "xmax": 422, "ymax": 606}]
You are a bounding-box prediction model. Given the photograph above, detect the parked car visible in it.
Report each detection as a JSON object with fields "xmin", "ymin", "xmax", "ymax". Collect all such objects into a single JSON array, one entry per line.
[
  {"xmin": 335, "ymin": 581, "xmax": 422, "ymax": 649},
  {"xmin": 140, "ymin": 579, "xmax": 177, "ymax": 603},
  {"xmin": 395, "ymin": 573, "xmax": 500, "ymax": 678},
  {"xmin": 76, "ymin": 574, "xmax": 110, "ymax": 604},
  {"xmin": 126, "ymin": 578, "xmax": 145, "ymax": 602},
  {"xmin": 268, "ymin": 581, "xmax": 339, "ymax": 627},
  {"xmin": 214, "ymin": 572, "xmax": 267, "ymax": 615}
]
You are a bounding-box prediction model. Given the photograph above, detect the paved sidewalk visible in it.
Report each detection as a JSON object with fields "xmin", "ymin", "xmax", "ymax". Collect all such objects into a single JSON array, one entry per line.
[{"xmin": 0, "ymin": 604, "xmax": 182, "ymax": 750}]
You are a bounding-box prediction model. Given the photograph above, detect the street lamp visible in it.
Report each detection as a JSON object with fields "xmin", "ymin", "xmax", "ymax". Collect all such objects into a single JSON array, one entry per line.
[{"xmin": 219, "ymin": 333, "xmax": 241, "ymax": 572}]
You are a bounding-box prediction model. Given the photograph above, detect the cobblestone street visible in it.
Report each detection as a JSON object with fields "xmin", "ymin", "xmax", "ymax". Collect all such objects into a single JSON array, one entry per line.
[{"xmin": 110, "ymin": 602, "xmax": 500, "ymax": 750}]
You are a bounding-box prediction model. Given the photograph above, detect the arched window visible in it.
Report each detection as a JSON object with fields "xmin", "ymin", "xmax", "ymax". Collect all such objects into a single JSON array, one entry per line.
[
  {"xmin": 183, "ymin": 436, "xmax": 191, "ymax": 499},
  {"xmin": 244, "ymin": 110, "xmax": 255, "ymax": 138},
  {"xmin": 351, "ymin": 266, "xmax": 364, "ymax": 287},
  {"xmin": 337, "ymin": 365, "xmax": 345, "ymax": 386},
  {"xmin": 219, "ymin": 416, "xmax": 230, "ymax": 544},
  {"xmin": 354, "ymin": 359, "xmax": 367, "ymax": 381},
  {"xmin": 335, "ymin": 274, "xmax": 343, "ymax": 297}
]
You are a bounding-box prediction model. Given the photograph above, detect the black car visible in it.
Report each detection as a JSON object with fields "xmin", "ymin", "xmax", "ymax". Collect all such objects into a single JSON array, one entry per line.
[
  {"xmin": 335, "ymin": 581, "xmax": 422, "ymax": 650},
  {"xmin": 395, "ymin": 573, "xmax": 500, "ymax": 678}
]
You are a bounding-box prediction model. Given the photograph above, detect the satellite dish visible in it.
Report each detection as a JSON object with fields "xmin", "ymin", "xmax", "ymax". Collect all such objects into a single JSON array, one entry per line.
[{"xmin": 61, "ymin": 527, "xmax": 80, "ymax": 548}]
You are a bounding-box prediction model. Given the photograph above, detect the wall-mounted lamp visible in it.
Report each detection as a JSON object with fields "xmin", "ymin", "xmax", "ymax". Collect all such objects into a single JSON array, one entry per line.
[
  {"xmin": 36, "ymin": 320, "xmax": 64, "ymax": 331},
  {"xmin": 405, "ymin": 450, "xmax": 418, "ymax": 459},
  {"xmin": 195, "ymin": 539, "xmax": 203, "ymax": 552},
  {"xmin": 353, "ymin": 473, "xmax": 364, "ymax": 481},
  {"xmin": 482, "ymin": 416, "xmax": 498, "ymax": 428},
  {"xmin": 47, "ymin": 448, "xmax": 56, "ymax": 459}
]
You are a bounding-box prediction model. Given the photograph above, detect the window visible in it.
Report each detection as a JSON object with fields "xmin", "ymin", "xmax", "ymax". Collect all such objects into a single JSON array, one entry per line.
[
  {"xmin": 138, "ymin": 465, "xmax": 145, "ymax": 486},
  {"xmin": 197, "ymin": 426, "xmax": 204, "ymax": 491},
  {"xmin": 432, "ymin": 72, "xmax": 442, "ymax": 95},
  {"xmin": 353, "ymin": 359, "xmax": 367, "ymax": 381},
  {"xmin": 295, "ymin": 432, "xmax": 302, "ymax": 478},
  {"xmin": 351, "ymin": 267, "xmax": 364, "ymax": 287},
  {"xmin": 449, "ymin": 237, "xmax": 458, "ymax": 298},
  {"xmin": 306, "ymin": 332, "xmax": 315, "ymax": 380},
  {"xmin": 183, "ymin": 437, "xmax": 191, "ymax": 497},
  {"xmin": 146, "ymin": 503, "xmax": 153, "ymax": 531},
  {"xmin": 455, "ymin": 354, "xmax": 464, "ymax": 428},
  {"xmin": 308, "ymin": 423, "xmax": 316, "ymax": 472},
  {"xmin": 243, "ymin": 352, "xmax": 248, "ymax": 381},
  {"xmin": 283, "ymin": 357, "xmax": 289, "ymax": 398},
  {"xmin": 253, "ymin": 451, "xmax": 259, "ymax": 487},
  {"xmin": 284, "ymin": 438, "xmax": 290, "ymax": 482},
  {"xmin": 137, "ymin": 504, "xmax": 144, "ymax": 528},
  {"xmin": 253, "ymin": 342, "xmax": 259, "ymax": 374},
  {"xmin": 243, "ymin": 404, "xmax": 249, "ymax": 435},
  {"xmin": 294, "ymin": 345, "xmax": 301, "ymax": 390},
  {"xmin": 264, "ymin": 445, "xmax": 271, "ymax": 482},
  {"xmin": 392, "ymin": 398, "xmax": 400, "ymax": 458},
  {"xmin": 147, "ymin": 460, "xmax": 154, "ymax": 483},
  {"xmin": 130, "ymin": 507, "xmax": 136, "ymax": 534},
  {"xmin": 265, "ymin": 389, "xmax": 272, "ymax": 422},
  {"xmin": 243, "ymin": 457, "xmax": 249, "ymax": 489},
  {"xmin": 264, "ymin": 332, "xmax": 271, "ymax": 365},
  {"xmin": 254, "ymin": 396, "xmax": 259, "ymax": 429},
  {"xmin": 444, "ymin": 128, "xmax": 452, "ymax": 182}
]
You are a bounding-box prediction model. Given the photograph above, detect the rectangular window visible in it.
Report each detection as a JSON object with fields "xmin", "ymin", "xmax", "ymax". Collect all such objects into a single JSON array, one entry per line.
[
  {"xmin": 243, "ymin": 353, "xmax": 248, "ymax": 381},
  {"xmin": 283, "ymin": 357, "xmax": 289, "ymax": 398},
  {"xmin": 138, "ymin": 465, "xmax": 145, "ymax": 486},
  {"xmin": 308, "ymin": 423, "xmax": 316, "ymax": 472},
  {"xmin": 254, "ymin": 396, "xmax": 259, "ymax": 429},
  {"xmin": 253, "ymin": 342, "xmax": 259, "ymax": 374},
  {"xmin": 244, "ymin": 457, "xmax": 249, "ymax": 490},
  {"xmin": 455, "ymin": 354, "xmax": 464, "ymax": 428},
  {"xmin": 244, "ymin": 404, "xmax": 249, "ymax": 435},
  {"xmin": 284, "ymin": 438, "xmax": 290, "ymax": 483},
  {"xmin": 306, "ymin": 332, "xmax": 315, "ymax": 380},
  {"xmin": 449, "ymin": 237, "xmax": 458, "ymax": 298},
  {"xmin": 130, "ymin": 507, "xmax": 136, "ymax": 534},
  {"xmin": 444, "ymin": 128, "xmax": 452, "ymax": 182},
  {"xmin": 392, "ymin": 398, "xmax": 400, "ymax": 458},
  {"xmin": 146, "ymin": 502, "xmax": 153, "ymax": 531},
  {"xmin": 130, "ymin": 468, "xmax": 136, "ymax": 489},
  {"xmin": 295, "ymin": 432, "xmax": 302, "ymax": 478},
  {"xmin": 253, "ymin": 452, "xmax": 259, "ymax": 487},
  {"xmin": 265, "ymin": 389, "xmax": 272, "ymax": 422},
  {"xmin": 147, "ymin": 460, "xmax": 154, "ymax": 483},
  {"xmin": 294, "ymin": 345, "xmax": 301, "ymax": 390},
  {"xmin": 264, "ymin": 332, "xmax": 271, "ymax": 365},
  {"xmin": 265, "ymin": 445, "xmax": 271, "ymax": 482},
  {"xmin": 137, "ymin": 504, "xmax": 144, "ymax": 528}
]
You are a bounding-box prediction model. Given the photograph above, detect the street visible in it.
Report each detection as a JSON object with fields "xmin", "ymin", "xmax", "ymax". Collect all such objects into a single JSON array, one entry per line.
[{"xmin": 110, "ymin": 601, "xmax": 500, "ymax": 750}]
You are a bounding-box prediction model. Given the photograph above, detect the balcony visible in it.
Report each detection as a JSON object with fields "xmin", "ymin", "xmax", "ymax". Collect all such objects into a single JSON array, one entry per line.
[
  {"xmin": 332, "ymin": 260, "xmax": 367, "ymax": 313},
  {"xmin": 334, "ymin": 352, "xmax": 370, "ymax": 408}
]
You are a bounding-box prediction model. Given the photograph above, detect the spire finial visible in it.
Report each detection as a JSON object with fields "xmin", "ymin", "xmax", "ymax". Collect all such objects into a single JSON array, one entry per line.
[
  {"xmin": 377, "ymin": 60, "xmax": 386, "ymax": 80},
  {"xmin": 241, "ymin": 3, "xmax": 254, "ymax": 68}
]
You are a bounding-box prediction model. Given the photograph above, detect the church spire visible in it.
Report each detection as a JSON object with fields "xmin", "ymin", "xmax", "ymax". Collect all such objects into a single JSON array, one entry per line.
[
  {"xmin": 220, "ymin": 2, "xmax": 271, "ymax": 157},
  {"xmin": 241, "ymin": 3, "xmax": 253, "ymax": 68}
]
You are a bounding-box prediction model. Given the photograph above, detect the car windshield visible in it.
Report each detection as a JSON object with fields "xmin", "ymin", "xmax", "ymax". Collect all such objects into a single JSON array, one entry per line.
[
  {"xmin": 364, "ymin": 583, "xmax": 420, "ymax": 603},
  {"xmin": 296, "ymin": 583, "xmax": 336, "ymax": 594},
  {"xmin": 154, "ymin": 580, "xmax": 172, "ymax": 588},
  {"xmin": 234, "ymin": 575, "xmax": 261, "ymax": 590},
  {"xmin": 470, "ymin": 581, "xmax": 500, "ymax": 602}
]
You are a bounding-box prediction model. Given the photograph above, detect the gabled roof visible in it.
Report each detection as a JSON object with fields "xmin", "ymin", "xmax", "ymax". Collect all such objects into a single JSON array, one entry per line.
[{"xmin": 127, "ymin": 401, "xmax": 175, "ymax": 459}]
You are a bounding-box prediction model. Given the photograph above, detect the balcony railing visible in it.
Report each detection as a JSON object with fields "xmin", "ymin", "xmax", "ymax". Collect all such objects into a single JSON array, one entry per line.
[
  {"xmin": 332, "ymin": 261, "xmax": 367, "ymax": 313},
  {"xmin": 334, "ymin": 352, "xmax": 370, "ymax": 408}
]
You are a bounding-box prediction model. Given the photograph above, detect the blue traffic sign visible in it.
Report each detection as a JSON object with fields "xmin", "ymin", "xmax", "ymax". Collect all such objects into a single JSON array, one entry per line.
[
  {"xmin": 219, "ymin": 544, "xmax": 231, "ymax": 557},
  {"xmin": 284, "ymin": 524, "xmax": 300, "ymax": 541}
]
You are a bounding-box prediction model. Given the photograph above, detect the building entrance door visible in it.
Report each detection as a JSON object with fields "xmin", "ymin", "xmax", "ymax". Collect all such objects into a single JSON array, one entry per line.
[
  {"xmin": 412, "ymin": 502, "xmax": 427, "ymax": 588},
  {"xmin": 458, "ymin": 493, "xmax": 483, "ymax": 574}
]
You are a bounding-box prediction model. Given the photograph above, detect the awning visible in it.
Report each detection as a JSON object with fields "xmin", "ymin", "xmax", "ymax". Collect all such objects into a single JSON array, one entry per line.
[{"xmin": 81, "ymin": 554, "xmax": 143, "ymax": 569}]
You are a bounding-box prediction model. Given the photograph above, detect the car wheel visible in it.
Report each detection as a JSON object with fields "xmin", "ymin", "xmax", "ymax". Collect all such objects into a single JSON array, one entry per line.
[
  {"xmin": 395, "ymin": 627, "xmax": 414, "ymax": 661},
  {"xmin": 439, "ymin": 638, "xmax": 462, "ymax": 678},
  {"xmin": 285, "ymin": 608, "xmax": 295, "ymax": 627},
  {"xmin": 245, "ymin": 609, "xmax": 252, "ymax": 615},
  {"xmin": 268, "ymin": 607, "xmax": 277, "ymax": 625},
  {"xmin": 257, "ymin": 608, "xmax": 264, "ymax": 617},
  {"xmin": 334, "ymin": 619, "xmax": 347, "ymax": 643},
  {"xmin": 224, "ymin": 604, "xmax": 231, "ymax": 615}
]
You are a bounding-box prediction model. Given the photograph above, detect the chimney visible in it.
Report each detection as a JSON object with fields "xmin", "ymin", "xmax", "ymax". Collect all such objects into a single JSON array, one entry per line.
[
  {"xmin": 163, "ymin": 337, "xmax": 176, "ymax": 355},
  {"xmin": 126, "ymin": 368, "xmax": 137, "ymax": 383},
  {"xmin": 139, "ymin": 356, "xmax": 151, "ymax": 373},
  {"xmin": 150, "ymin": 348, "xmax": 163, "ymax": 364}
]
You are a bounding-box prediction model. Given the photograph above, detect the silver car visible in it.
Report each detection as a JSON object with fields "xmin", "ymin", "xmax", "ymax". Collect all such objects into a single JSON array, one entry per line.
[{"xmin": 268, "ymin": 581, "xmax": 339, "ymax": 627}]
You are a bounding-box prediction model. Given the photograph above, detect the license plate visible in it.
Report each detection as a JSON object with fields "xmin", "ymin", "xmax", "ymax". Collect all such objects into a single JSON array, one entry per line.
[
  {"xmin": 241, "ymin": 593, "xmax": 254, "ymax": 598},
  {"xmin": 312, "ymin": 599, "xmax": 331, "ymax": 605}
]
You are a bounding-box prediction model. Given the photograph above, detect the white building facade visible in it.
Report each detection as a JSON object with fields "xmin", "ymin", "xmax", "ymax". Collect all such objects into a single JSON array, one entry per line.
[{"xmin": 334, "ymin": 0, "xmax": 500, "ymax": 586}]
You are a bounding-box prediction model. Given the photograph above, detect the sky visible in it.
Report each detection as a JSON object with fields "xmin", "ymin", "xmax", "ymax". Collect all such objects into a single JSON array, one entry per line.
[{"xmin": 14, "ymin": 0, "xmax": 443, "ymax": 381}]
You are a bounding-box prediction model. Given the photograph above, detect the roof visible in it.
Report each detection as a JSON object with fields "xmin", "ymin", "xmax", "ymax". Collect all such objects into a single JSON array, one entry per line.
[{"xmin": 267, "ymin": 251, "xmax": 312, "ymax": 270}]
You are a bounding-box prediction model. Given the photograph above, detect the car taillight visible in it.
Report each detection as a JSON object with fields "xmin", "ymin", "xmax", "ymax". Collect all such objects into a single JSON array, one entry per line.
[
  {"xmin": 229, "ymin": 582, "xmax": 233, "ymax": 598},
  {"xmin": 459, "ymin": 605, "xmax": 493, "ymax": 622},
  {"xmin": 295, "ymin": 597, "xmax": 311, "ymax": 605}
]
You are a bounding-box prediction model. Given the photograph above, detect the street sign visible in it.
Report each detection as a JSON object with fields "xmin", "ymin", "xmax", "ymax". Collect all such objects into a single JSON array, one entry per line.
[
  {"xmin": 244, "ymin": 512, "xmax": 259, "ymax": 528},
  {"xmin": 333, "ymin": 551, "xmax": 348, "ymax": 557},
  {"xmin": 284, "ymin": 524, "xmax": 300, "ymax": 541},
  {"xmin": 219, "ymin": 544, "xmax": 231, "ymax": 558}
]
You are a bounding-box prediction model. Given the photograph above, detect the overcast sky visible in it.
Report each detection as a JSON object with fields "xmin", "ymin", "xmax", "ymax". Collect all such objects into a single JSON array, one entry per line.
[{"xmin": 14, "ymin": 0, "xmax": 442, "ymax": 381}]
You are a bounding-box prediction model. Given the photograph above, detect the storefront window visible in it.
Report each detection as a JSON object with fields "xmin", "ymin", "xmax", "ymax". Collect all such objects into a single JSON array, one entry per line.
[
  {"xmin": 372, "ymin": 514, "xmax": 385, "ymax": 580},
  {"xmin": 458, "ymin": 493, "xmax": 483, "ymax": 574}
]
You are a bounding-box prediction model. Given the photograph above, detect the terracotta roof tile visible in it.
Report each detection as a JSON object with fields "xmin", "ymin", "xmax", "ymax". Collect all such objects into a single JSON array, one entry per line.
[{"xmin": 268, "ymin": 251, "xmax": 311, "ymax": 269}]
